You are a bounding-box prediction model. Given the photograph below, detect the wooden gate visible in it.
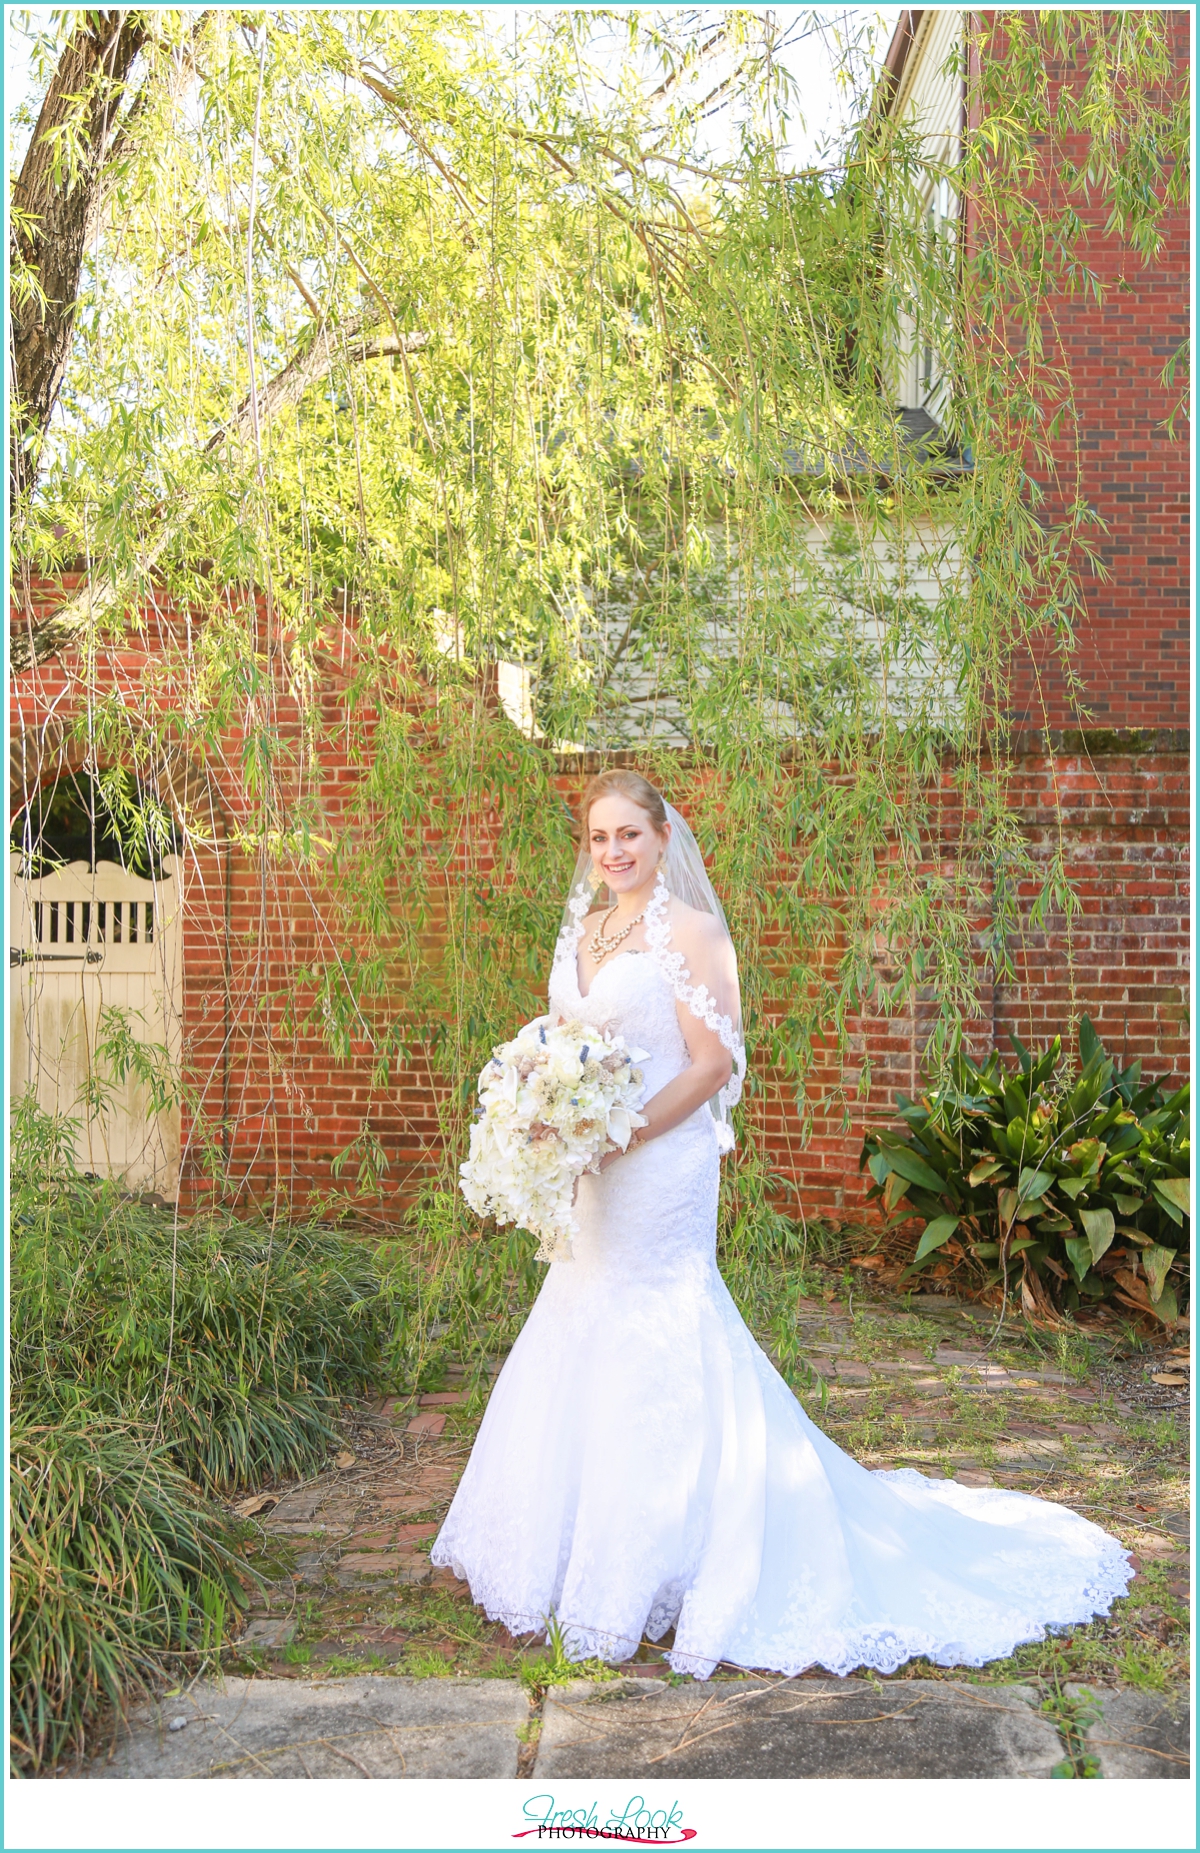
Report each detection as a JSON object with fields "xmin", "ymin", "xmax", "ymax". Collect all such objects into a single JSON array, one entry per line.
[{"xmin": 9, "ymin": 854, "xmax": 184, "ymax": 1194}]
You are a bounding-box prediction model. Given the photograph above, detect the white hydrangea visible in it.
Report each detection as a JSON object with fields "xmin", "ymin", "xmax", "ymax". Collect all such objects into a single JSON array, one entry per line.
[{"xmin": 460, "ymin": 1017, "xmax": 648, "ymax": 1262}]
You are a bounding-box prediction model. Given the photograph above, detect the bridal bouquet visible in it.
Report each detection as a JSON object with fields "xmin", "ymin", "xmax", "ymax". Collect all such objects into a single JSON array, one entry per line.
[{"xmin": 460, "ymin": 1018, "xmax": 647, "ymax": 1263}]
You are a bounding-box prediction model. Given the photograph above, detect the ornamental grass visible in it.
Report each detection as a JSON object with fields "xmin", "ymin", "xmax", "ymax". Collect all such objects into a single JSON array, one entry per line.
[
  {"xmin": 9, "ymin": 1417, "xmax": 244, "ymax": 1775},
  {"xmin": 9, "ymin": 1095, "xmax": 385, "ymax": 1772},
  {"xmin": 11, "ymin": 1095, "xmax": 383, "ymax": 1491}
]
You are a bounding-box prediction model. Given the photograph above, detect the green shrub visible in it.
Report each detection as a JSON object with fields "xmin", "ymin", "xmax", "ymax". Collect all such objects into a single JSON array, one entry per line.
[
  {"xmin": 378, "ymin": 1185, "xmax": 545, "ymax": 1393},
  {"xmin": 10, "ymin": 1415, "xmax": 245, "ymax": 1774},
  {"xmin": 12, "ymin": 1095, "xmax": 383, "ymax": 1490},
  {"xmin": 9, "ymin": 1095, "xmax": 390, "ymax": 1772},
  {"xmin": 860, "ymin": 1019, "xmax": 1189, "ymax": 1323}
]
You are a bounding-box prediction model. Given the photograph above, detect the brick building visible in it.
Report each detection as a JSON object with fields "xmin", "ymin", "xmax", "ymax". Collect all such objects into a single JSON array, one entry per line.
[{"xmin": 9, "ymin": 10, "xmax": 1189, "ymax": 1219}]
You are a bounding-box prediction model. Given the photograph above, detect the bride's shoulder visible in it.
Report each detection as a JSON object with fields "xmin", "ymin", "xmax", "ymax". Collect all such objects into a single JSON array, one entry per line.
[{"xmin": 664, "ymin": 896, "xmax": 727, "ymax": 948}]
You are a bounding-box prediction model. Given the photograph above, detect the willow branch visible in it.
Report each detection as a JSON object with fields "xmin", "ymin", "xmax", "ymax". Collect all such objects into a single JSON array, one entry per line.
[{"xmin": 12, "ymin": 319, "xmax": 428, "ymax": 672}]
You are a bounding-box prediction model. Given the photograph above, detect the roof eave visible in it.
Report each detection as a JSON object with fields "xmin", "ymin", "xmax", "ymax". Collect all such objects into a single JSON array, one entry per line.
[{"xmin": 871, "ymin": 8, "xmax": 924, "ymax": 128}]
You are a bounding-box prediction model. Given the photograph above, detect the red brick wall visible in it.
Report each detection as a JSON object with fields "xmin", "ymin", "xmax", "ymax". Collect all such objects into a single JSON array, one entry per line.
[
  {"xmin": 736, "ymin": 734, "xmax": 1190, "ymax": 1220},
  {"xmin": 996, "ymin": 735, "xmax": 1190, "ymax": 1063},
  {"xmin": 11, "ymin": 618, "xmax": 1188, "ymax": 1221},
  {"xmin": 203, "ymin": 735, "xmax": 1189, "ymax": 1220},
  {"xmin": 968, "ymin": 10, "xmax": 1191, "ymax": 730},
  {"xmin": 176, "ymin": 827, "xmax": 450, "ymax": 1216}
]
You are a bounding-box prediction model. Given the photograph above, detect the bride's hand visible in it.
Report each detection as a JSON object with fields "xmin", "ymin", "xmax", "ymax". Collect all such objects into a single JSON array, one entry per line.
[{"xmin": 597, "ymin": 1130, "xmax": 646, "ymax": 1172}]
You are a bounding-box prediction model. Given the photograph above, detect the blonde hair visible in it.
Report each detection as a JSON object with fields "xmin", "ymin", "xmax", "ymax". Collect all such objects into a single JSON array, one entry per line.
[{"xmin": 580, "ymin": 769, "xmax": 668, "ymax": 837}]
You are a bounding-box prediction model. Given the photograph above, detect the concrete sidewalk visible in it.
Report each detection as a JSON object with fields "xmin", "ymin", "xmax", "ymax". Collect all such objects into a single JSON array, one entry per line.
[
  {"xmin": 79, "ymin": 1676, "xmax": 526, "ymax": 1779},
  {"xmin": 534, "ymin": 1676, "xmax": 1064, "ymax": 1779},
  {"xmin": 74, "ymin": 1674, "xmax": 1189, "ymax": 1780}
]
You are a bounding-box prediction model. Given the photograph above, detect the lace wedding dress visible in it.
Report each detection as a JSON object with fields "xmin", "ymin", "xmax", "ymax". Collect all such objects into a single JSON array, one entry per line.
[{"xmin": 431, "ymin": 882, "xmax": 1131, "ymax": 1679}]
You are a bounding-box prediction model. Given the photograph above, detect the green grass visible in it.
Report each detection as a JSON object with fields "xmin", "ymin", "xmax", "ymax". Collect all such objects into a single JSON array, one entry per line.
[
  {"xmin": 9, "ymin": 1415, "xmax": 246, "ymax": 1774},
  {"xmin": 12, "ymin": 1163, "xmax": 382, "ymax": 1491},
  {"xmin": 401, "ymin": 1645, "xmax": 457, "ymax": 1677},
  {"xmin": 8, "ymin": 1096, "xmax": 387, "ymax": 1773},
  {"xmin": 960, "ymin": 1599, "xmax": 1187, "ymax": 1694},
  {"xmin": 516, "ymin": 1615, "xmax": 624, "ymax": 1701},
  {"xmin": 321, "ymin": 1651, "xmax": 390, "ymax": 1677}
]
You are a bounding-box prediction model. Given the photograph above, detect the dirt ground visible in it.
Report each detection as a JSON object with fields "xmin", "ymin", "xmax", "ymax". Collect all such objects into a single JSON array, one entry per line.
[{"xmin": 229, "ymin": 1276, "xmax": 1190, "ymax": 1700}]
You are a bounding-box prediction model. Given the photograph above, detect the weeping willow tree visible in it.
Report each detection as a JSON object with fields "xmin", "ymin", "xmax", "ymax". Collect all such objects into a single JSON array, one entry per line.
[{"xmin": 9, "ymin": 8, "xmax": 1188, "ymax": 1347}]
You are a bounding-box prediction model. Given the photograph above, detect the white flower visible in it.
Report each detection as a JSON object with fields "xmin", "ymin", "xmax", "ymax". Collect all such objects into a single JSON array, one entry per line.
[
  {"xmin": 604, "ymin": 1104, "xmax": 637, "ymax": 1149},
  {"xmin": 459, "ymin": 1016, "xmax": 647, "ymax": 1263}
]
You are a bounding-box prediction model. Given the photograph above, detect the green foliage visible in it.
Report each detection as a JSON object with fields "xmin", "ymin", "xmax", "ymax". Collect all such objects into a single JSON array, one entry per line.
[
  {"xmin": 1043, "ymin": 1684, "xmax": 1104, "ymax": 1779},
  {"xmin": 9, "ymin": 1414, "xmax": 245, "ymax": 1775},
  {"xmin": 860, "ymin": 1020, "xmax": 1190, "ymax": 1324},
  {"xmin": 377, "ymin": 1185, "xmax": 545, "ymax": 1393},
  {"xmin": 11, "ymin": 1094, "xmax": 382, "ymax": 1489},
  {"xmin": 717, "ymin": 1145, "xmax": 820, "ymax": 1377},
  {"xmin": 9, "ymin": 1093, "xmax": 390, "ymax": 1772},
  {"xmin": 517, "ymin": 1611, "xmax": 622, "ymax": 1700},
  {"xmin": 8, "ymin": 9, "xmax": 1189, "ymax": 1229}
]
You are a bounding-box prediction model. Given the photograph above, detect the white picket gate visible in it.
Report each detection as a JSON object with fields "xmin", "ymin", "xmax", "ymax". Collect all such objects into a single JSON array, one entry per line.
[{"xmin": 9, "ymin": 854, "xmax": 184, "ymax": 1194}]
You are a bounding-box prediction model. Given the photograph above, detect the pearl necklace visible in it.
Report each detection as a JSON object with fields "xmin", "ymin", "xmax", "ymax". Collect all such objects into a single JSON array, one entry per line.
[{"xmin": 588, "ymin": 902, "xmax": 645, "ymax": 963}]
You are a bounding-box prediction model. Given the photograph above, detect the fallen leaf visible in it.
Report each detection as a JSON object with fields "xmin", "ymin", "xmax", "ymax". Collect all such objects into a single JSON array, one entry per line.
[
  {"xmin": 1113, "ymin": 1272, "xmax": 1153, "ymax": 1309},
  {"xmin": 850, "ymin": 1254, "xmax": 886, "ymax": 1270},
  {"xmin": 335, "ymin": 1450, "xmax": 357, "ymax": 1470},
  {"xmin": 233, "ymin": 1493, "xmax": 278, "ymax": 1519},
  {"xmin": 1150, "ymin": 1373, "xmax": 1187, "ymax": 1387}
]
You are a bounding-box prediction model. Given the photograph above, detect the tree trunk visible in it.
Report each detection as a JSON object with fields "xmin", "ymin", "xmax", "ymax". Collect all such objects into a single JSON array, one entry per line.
[{"xmin": 10, "ymin": 10, "xmax": 149, "ymax": 505}]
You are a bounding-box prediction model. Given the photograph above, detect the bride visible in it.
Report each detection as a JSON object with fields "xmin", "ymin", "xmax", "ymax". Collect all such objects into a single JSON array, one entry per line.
[{"xmin": 431, "ymin": 770, "xmax": 1131, "ymax": 1679}]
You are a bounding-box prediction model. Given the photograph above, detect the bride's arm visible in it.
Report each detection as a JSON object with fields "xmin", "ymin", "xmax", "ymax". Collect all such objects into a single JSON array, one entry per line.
[
  {"xmin": 627, "ymin": 1019, "xmax": 732, "ymax": 1140},
  {"xmin": 598, "ymin": 914, "xmax": 734, "ymax": 1164}
]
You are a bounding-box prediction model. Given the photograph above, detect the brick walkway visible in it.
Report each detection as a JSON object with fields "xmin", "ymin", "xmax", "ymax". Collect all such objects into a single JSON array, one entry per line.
[{"xmin": 235, "ymin": 1382, "xmax": 481, "ymax": 1662}]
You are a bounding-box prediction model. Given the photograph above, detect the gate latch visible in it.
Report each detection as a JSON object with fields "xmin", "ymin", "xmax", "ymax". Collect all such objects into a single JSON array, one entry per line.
[{"xmin": 10, "ymin": 947, "xmax": 104, "ymax": 967}]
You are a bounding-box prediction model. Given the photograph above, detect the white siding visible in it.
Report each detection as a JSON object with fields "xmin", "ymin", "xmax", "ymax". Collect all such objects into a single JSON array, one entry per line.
[
  {"xmin": 585, "ymin": 518, "xmax": 967, "ymax": 747},
  {"xmin": 890, "ymin": 8, "xmax": 964, "ymax": 418},
  {"xmin": 895, "ymin": 7, "xmax": 964, "ymax": 162},
  {"xmin": 800, "ymin": 516, "xmax": 967, "ymax": 726}
]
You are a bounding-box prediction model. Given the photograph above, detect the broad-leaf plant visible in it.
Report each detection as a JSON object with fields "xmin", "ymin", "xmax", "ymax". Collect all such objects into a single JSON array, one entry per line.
[{"xmin": 861, "ymin": 1019, "xmax": 1190, "ymax": 1325}]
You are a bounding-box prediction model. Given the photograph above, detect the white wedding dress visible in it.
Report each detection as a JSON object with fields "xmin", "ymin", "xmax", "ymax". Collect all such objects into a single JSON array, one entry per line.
[{"xmin": 431, "ymin": 890, "xmax": 1132, "ymax": 1679}]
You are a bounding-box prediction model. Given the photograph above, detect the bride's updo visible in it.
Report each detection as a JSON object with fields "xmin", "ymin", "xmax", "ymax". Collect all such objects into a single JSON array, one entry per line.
[{"xmin": 579, "ymin": 769, "xmax": 668, "ymax": 836}]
